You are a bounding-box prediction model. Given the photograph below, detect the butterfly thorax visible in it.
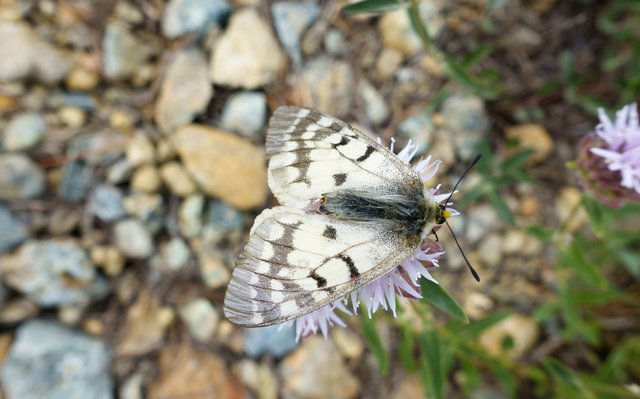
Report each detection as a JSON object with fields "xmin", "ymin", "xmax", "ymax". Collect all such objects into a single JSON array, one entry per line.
[{"xmin": 318, "ymin": 190, "xmax": 430, "ymax": 240}]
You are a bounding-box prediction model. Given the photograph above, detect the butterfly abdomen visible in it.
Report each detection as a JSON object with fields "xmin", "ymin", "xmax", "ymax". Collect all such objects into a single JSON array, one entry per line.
[{"xmin": 320, "ymin": 191, "xmax": 426, "ymax": 237}]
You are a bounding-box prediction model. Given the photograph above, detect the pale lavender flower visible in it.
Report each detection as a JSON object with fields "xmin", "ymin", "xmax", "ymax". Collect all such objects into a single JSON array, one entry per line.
[
  {"xmin": 293, "ymin": 139, "xmax": 450, "ymax": 341},
  {"xmin": 576, "ymin": 103, "xmax": 640, "ymax": 207}
]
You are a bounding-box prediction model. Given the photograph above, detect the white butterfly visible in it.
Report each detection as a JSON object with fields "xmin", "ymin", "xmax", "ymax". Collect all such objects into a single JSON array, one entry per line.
[{"xmin": 224, "ymin": 106, "xmax": 476, "ymax": 327}]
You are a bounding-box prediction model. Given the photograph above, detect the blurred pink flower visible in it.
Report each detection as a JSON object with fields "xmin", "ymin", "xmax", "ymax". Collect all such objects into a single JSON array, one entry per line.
[{"xmin": 577, "ymin": 103, "xmax": 640, "ymax": 207}]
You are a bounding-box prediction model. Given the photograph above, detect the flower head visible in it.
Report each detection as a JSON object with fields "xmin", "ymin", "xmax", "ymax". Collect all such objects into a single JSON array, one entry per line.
[
  {"xmin": 577, "ymin": 103, "xmax": 640, "ymax": 207},
  {"xmin": 292, "ymin": 139, "xmax": 450, "ymax": 341}
]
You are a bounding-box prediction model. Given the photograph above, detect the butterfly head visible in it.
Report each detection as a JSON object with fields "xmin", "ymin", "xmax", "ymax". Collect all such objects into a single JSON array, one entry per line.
[{"xmin": 435, "ymin": 204, "xmax": 452, "ymax": 225}]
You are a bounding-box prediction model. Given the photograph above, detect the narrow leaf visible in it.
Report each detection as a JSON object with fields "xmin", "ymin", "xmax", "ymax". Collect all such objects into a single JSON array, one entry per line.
[
  {"xmin": 342, "ymin": 0, "xmax": 405, "ymax": 14},
  {"xmin": 420, "ymin": 278, "xmax": 469, "ymax": 323},
  {"xmin": 419, "ymin": 330, "xmax": 445, "ymax": 399},
  {"xmin": 360, "ymin": 310, "xmax": 389, "ymax": 374}
]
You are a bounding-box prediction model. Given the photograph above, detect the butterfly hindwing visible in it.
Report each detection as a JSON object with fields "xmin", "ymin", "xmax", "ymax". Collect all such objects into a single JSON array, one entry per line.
[
  {"xmin": 266, "ymin": 106, "xmax": 423, "ymax": 208},
  {"xmin": 223, "ymin": 207, "xmax": 419, "ymax": 327}
]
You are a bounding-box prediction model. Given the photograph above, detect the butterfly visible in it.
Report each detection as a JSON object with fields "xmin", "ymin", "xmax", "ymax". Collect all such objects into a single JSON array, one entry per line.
[{"xmin": 224, "ymin": 106, "xmax": 479, "ymax": 327}]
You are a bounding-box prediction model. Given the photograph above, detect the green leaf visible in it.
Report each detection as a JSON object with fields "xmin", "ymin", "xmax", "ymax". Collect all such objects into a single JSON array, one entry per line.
[
  {"xmin": 460, "ymin": 310, "xmax": 511, "ymax": 337},
  {"xmin": 488, "ymin": 192, "xmax": 516, "ymax": 226},
  {"xmin": 406, "ymin": 0, "xmax": 431, "ymax": 47},
  {"xmin": 398, "ymin": 325, "xmax": 416, "ymax": 372},
  {"xmin": 526, "ymin": 224, "xmax": 554, "ymax": 243},
  {"xmin": 342, "ymin": 0, "xmax": 405, "ymax": 14},
  {"xmin": 359, "ymin": 310, "xmax": 389, "ymax": 374},
  {"xmin": 420, "ymin": 278, "xmax": 469, "ymax": 323},
  {"xmin": 418, "ymin": 330, "xmax": 445, "ymax": 399}
]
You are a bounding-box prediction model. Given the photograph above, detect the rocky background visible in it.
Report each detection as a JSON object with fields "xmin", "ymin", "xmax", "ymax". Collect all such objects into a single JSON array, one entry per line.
[{"xmin": 0, "ymin": 0, "xmax": 638, "ymax": 398}]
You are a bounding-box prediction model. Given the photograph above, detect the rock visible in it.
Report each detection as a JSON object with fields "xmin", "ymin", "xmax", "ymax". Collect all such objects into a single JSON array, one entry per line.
[
  {"xmin": 173, "ymin": 125, "xmax": 268, "ymax": 209},
  {"xmin": 324, "ymin": 28, "xmax": 348, "ymax": 56},
  {"xmin": 47, "ymin": 207, "xmax": 81, "ymax": 236},
  {"xmin": 0, "ymin": 298, "xmax": 39, "ymax": 324},
  {"xmin": 377, "ymin": 47, "xmax": 403, "ymax": 78},
  {"xmin": 65, "ymin": 67, "xmax": 101, "ymax": 91},
  {"xmin": 0, "ymin": 154, "xmax": 45, "ymax": 199},
  {"xmin": 280, "ymin": 337, "xmax": 360, "ymax": 399},
  {"xmin": 107, "ymin": 159, "xmax": 134, "ymax": 183},
  {"xmin": 476, "ymin": 233, "xmax": 503, "ymax": 268},
  {"xmin": 131, "ymin": 164, "xmax": 161, "ymax": 193},
  {"xmin": 219, "ymin": 91, "xmax": 267, "ymax": 137},
  {"xmin": 244, "ymin": 324, "xmax": 298, "ymax": 358},
  {"xmin": 397, "ymin": 111, "xmax": 435, "ymax": 155},
  {"xmin": 148, "ymin": 344, "xmax": 246, "ymax": 399},
  {"xmin": 122, "ymin": 193, "xmax": 164, "ymax": 228},
  {"xmin": 57, "ymin": 159, "xmax": 92, "ymax": 203},
  {"xmin": 178, "ymin": 298, "xmax": 220, "ymax": 342},
  {"xmin": 233, "ymin": 360, "xmax": 278, "ymax": 399},
  {"xmin": 1, "ymin": 320, "xmax": 112, "ymax": 399},
  {"xmin": 162, "ymin": 0, "xmax": 230, "ymax": 38},
  {"xmin": 359, "ymin": 80, "xmax": 389, "ymax": 125},
  {"xmin": 117, "ymin": 290, "xmax": 175, "ymax": 356},
  {"xmin": 179, "ymin": 194, "xmax": 205, "ymax": 237},
  {"xmin": 554, "ymin": 187, "xmax": 588, "ymax": 233},
  {"xmin": 0, "ymin": 205, "xmax": 27, "ymax": 252},
  {"xmin": 502, "ymin": 229, "xmax": 543, "ymax": 256},
  {"xmin": 463, "ymin": 292, "xmax": 494, "ymax": 320},
  {"xmin": 194, "ymin": 243, "xmax": 230, "ymax": 289},
  {"xmin": 58, "ymin": 106, "xmax": 87, "ymax": 128},
  {"xmin": 210, "ymin": 8, "xmax": 286, "ymax": 89},
  {"xmin": 114, "ymin": 219, "xmax": 154, "ymax": 258},
  {"xmin": 155, "ymin": 48, "xmax": 213, "ymax": 134},
  {"xmin": 91, "ymin": 246, "xmax": 126, "ymax": 277},
  {"xmin": 126, "ymin": 133, "xmax": 156, "ymax": 167},
  {"xmin": 331, "ymin": 328, "xmax": 364, "ymax": 361},
  {"xmin": 294, "ymin": 57, "xmax": 355, "ymax": 118},
  {"xmin": 159, "ymin": 162, "xmax": 197, "ymax": 196},
  {"xmin": 506, "ymin": 123, "xmax": 554, "ymax": 163},
  {"xmin": 160, "ymin": 237, "xmax": 191, "ymax": 270},
  {"xmin": 378, "ymin": 2, "xmax": 444, "ymax": 55},
  {"xmin": 389, "ymin": 374, "xmax": 425, "ymax": 399},
  {"xmin": 464, "ymin": 204, "xmax": 500, "ymax": 244},
  {"xmin": 478, "ymin": 313, "xmax": 539, "ymax": 360},
  {"xmin": 0, "ymin": 21, "xmax": 72, "ymax": 84},
  {"xmin": 202, "ymin": 199, "xmax": 246, "ymax": 243},
  {"xmin": 271, "ymin": 1, "xmax": 320, "ymax": 68},
  {"xmin": 2, "ymin": 111, "xmax": 46, "ymax": 151},
  {"xmin": 88, "ymin": 184, "xmax": 126, "ymax": 222},
  {"xmin": 103, "ymin": 23, "xmax": 157, "ymax": 81},
  {"xmin": 441, "ymin": 94, "xmax": 489, "ymax": 159},
  {"xmin": 0, "ymin": 239, "xmax": 101, "ymax": 306}
]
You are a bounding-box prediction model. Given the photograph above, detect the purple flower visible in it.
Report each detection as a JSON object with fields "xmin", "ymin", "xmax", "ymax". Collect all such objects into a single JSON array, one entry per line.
[
  {"xmin": 292, "ymin": 140, "xmax": 451, "ymax": 341},
  {"xmin": 577, "ymin": 103, "xmax": 640, "ymax": 207}
]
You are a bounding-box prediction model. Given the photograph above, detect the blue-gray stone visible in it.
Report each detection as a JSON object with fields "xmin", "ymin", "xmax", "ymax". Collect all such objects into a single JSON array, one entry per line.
[
  {"xmin": 271, "ymin": 1, "xmax": 320, "ymax": 69},
  {"xmin": 441, "ymin": 94, "xmax": 489, "ymax": 159},
  {"xmin": 3, "ymin": 112, "xmax": 46, "ymax": 151},
  {"xmin": 243, "ymin": 324, "xmax": 298, "ymax": 358},
  {"xmin": 1, "ymin": 320, "xmax": 113, "ymax": 399},
  {"xmin": 397, "ymin": 112, "xmax": 435, "ymax": 154},
  {"xmin": 202, "ymin": 200, "xmax": 246, "ymax": 243},
  {"xmin": 58, "ymin": 160, "xmax": 91, "ymax": 203},
  {"xmin": 220, "ymin": 91, "xmax": 267, "ymax": 137},
  {"xmin": 0, "ymin": 154, "xmax": 45, "ymax": 200},
  {"xmin": 0, "ymin": 205, "xmax": 27, "ymax": 252},
  {"xmin": 88, "ymin": 185, "xmax": 125, "ymax": 222},
  {"xmin": 162, "ymin": 0, "xmax": 230, "ymax": 38}
]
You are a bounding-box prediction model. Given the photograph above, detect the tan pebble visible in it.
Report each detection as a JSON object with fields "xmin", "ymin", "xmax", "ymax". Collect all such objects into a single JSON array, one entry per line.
[
  {"xmin": 58, "ymin": 106, "xmax": 86, "ymax": 128},
  {"xmin": 156, "ymin": 139, "xmax": 175, "ymax": 161},
  {"xmin": 479, "ymin": 313, "xmax": 539, "ymax": 360},
  {"xmin": 91, "ymin": 245, "xmax": 108, "ymax": 266},
  {"xmin": 506, "ymin": 123, "xmax": 554, "ymax": 163},
  {"xmin": 376, "ymin": 47, "xmax": 403, "ymax": 78},
  {"xmin": 110, "ymin": 110, "xmax": 136, "ymax": 133},
  {"xmin": 555, "ymin": 187, "xmax": 588, "ymax": 233},
  {"xmin": 84, "ymin": 318, "xmax": 105, "ymax": 336},
  {"xmin": 65, "ymin": 67, "xmax": 100, "ymax": 91},
  {"xmin": 104, "ymin": 247, "xmax": 125, "ymax": 277},
  {"xmin": 126, "ymin": 133, "xmax": 155, "ymax": 166},
  {"xmin": 519, "ymin": 195, "xmax": 539, "ymax": 216},
  {"xmin": 131, "ymin": 164, "xmax": 161, "ymax": 193},
  {"xmin": 159, "ymin": 161, "xmax": 197, "ymax": 196}
]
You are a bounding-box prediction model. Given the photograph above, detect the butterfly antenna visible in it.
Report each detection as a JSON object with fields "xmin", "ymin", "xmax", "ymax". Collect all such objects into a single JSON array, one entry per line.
[
  {"xmin": 444, "ymin": 220, "xmax": 480, "ymax": 282},
  {"xmin": 444, "ymin": 154, "xmax": 482, "ymax": 206}
]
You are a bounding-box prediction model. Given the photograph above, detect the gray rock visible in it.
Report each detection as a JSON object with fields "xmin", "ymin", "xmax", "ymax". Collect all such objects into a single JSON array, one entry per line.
[
  {"xmin": 155, "ymin": 48, "xmax": 212, "ymax": 134},
  {"xmin": 441, "ymin": 94, "xmax": 489, "ymax": 159},
  {"xmin": 178, "ymin": 298, "xmax": 220, "ymax": 342},
  {"xmin": 271, "ymin": 1, "xmax": 320, "ymax": 68},
  {"xmin": 464, "ymin": 204, "xmax": 499, "ymax": 244},
  {"xmin": 219, "ymin": 91, "xmax": 267, "ymax": 137},
  {"xmin": 114, "ymin": 219, "xmax": 154, "ymax": 259},
  {"xmin": 0, "ymin": 205, "xmax": 27, "ymax": 253},
  {"xmin": 0, "ymin": 154, "xmax": 45, "ymax": 199},
  {"xmin": 103, "ymin": 23, "xmax": 157, "ymax": 81},
  {"xmin": 162, "ymin": 0, "xmax": 230, "ymax": 38},
  {"xmin": 88, "ymin": 185, "xmax": 126, "ymax": 222},
  {"xmin": 244, "ymin": 324, "xmax": 298, "ymax": 359},
  {"xmin": 57, "ymin": 160, "xmax": 92, "ymax": 203},
  {"xmin": 3, "ymin": 112, "xmax": 46, "ymax": 151},
  {"xmin": 296, "ymin": 57, "xmax": 354, "ymax": 119},
  {"xmin": 397, "ymin": 111, "xmax": 435, "ymax": 154},
  {"xmin": 202, "ymin": 200, "xmax": 246, "ymax": 243},
  {"xmin": 179, "ymin": 194, "xmax": 204, "ymax": 237},
  {"xmin": 358, "ymin": 80, "xmax": 389, "ymax": 125},
  {"xmin": 160, "ymin": 237, "xmax": 190, "ymax": 270},
  {"xmin": 1, "ymin": 320, "xmax": 113, "ymax": 399},
  {"xmin": 324, "ymin": 29, "xmax": 347, "ymax": 56},
  {"xmin": 210, "ymin": 8, "xmax": 286, "ymax": 89},
  {"xmin": 0, "ymin": 240, "xmax": 99, "ymax": 306},
  {"xmin": 0, "ymin": 21, "xmax": 72, "ymax": 84}
]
